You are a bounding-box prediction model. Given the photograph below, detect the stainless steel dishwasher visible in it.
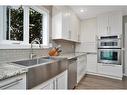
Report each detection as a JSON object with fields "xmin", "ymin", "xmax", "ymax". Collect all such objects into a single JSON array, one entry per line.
[{"xmin": 68, "ymin": 57, "xmax": 77, "ymax": 89}]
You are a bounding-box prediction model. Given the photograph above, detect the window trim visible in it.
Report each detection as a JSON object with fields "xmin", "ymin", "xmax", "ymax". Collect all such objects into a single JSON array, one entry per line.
[{"xmin": 0, "ymin": 6, "xmax": 50, "ymax": 49}]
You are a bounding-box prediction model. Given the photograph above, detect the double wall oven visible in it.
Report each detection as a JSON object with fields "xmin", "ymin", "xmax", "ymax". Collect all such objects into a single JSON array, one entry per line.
[{"xmin": 97, "ymin": 35, "xmax": 122, "ymax": 65}]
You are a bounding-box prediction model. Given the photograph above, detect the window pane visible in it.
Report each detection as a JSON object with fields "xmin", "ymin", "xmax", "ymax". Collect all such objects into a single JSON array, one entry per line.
[
  {"xmin": 6, "ymin": 6, "xmax": 23, "ymax": 41},
  {"xmin": 29, "ymin": 8, "xmax": 43, "ymax": 44}
]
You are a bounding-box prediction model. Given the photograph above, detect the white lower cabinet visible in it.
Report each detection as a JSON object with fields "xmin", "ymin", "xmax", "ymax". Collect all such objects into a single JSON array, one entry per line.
[
  {"xmin": 0, "ymin": 73, "xmax": 26, "ymax": 90},
  {"xmin": 56, "ymin": 70, "xmax": 67, "ymax": 89},
  {"xmin": 86, "ymin": 54, "xmax": 98, "ymax": 74},
  {"xmin": 98, "ymin": 64, "xmax": 123, "ymax": 79},
  {"xmin": 32, "ymin": 79, "xmax": 54, "ymax": 90},
  {"xmin": 77, "ymin": 54, "xmax": 87, "ymax": 83},
  {"xmin": 86, "ymin": 54, "xmax": 123, "ymax": 79},
  {"xmin": 86, "ymin": 54, "xmax": 123, "ymax": 80},
  {"xmin": 41, "ymin": 81, "xmax": 54, "ymax": 90},
  {"xmin": 32, "ymin": 70, "xmax": 68, "ymax": 90}
]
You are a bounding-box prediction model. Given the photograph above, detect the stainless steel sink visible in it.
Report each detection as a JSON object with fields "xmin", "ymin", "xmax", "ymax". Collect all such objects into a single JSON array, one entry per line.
[
  {"xmin": 13, "ymin": 57, "xmax": 55, "ymax": 66},
  {"xmin": 13, "ymin": 57, "xmax": 68, "ymax": 89}
]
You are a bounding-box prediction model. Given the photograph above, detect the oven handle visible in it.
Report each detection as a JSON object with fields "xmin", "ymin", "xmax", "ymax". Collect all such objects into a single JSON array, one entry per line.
[{"xmin": 101, "ymin": 63, "xmax": 118, "ymax": 67}]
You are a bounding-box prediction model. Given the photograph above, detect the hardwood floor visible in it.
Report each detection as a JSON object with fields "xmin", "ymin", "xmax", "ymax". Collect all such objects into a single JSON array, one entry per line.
[{"xmin": 75, "ymin": 74, "xmax": 127, "ymax": 89}]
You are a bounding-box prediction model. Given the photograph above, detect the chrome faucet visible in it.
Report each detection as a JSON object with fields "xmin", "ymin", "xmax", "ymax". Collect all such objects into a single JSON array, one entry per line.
[{"xmin": 30, "ymin": 38, "xmax": 41, "ymax": 59}]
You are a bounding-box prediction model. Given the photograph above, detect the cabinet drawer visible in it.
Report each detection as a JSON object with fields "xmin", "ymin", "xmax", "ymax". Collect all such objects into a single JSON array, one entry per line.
[
  {"xmin": 0, "ymin": 74, "xmax": 26, "ymax": 90},
  {"xmin": 98, "ymin": 64, "xmax": 122, "ymax": 77}
]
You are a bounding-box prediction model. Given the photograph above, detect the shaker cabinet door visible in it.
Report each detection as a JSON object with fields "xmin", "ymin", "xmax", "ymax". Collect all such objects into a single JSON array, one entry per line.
[
  {"xmin": 56, "ymin": 70, "xmax": 68, "ymax": 89},
  {"xmin": 87, "ymin": 54, "xmax": 97, "ymax": 73},
  {"xmin": 97, "ymin": 14, "xmax": 108, "ymax": 36},
  {"xmin": 108, "ymin": 11, "xmax": 122, "ymax": 35}
]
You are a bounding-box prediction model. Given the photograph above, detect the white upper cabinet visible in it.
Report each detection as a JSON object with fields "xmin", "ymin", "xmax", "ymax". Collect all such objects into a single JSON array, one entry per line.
[
  {"xmin": 52, "ymin": 6, "xmax": 80, "ymax": 42},
  {"xmin": 52, "ymin": 6, "xmax": 63, "ymax": 39},
  {"xmin": 97, "ymin": 11, "xmax": 122, "ymax": 36},
  {"xmin": 70, "ymin": 12, "xmax": 80, "ymax": 41},
  {"xmin": 61, "ymin": 7, "xmax": 71, "ymax": 40},
  {"xmin": 80, "ymin": 18, "xmax": 97, "ymax": 42},
  {"xmin": 108, "ymin": 12, "xmax": 122, "ymax": 35},
  {"xmin": 97, "ymin": 14, "xmax": 108, "ymax": 36},
  {"xmin": 75, "ymin": 18, "xmax": 97, "ymax": 53}
]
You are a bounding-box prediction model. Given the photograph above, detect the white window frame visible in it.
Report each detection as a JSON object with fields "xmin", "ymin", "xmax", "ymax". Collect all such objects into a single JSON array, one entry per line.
[{"xmin": 0, "ymin": 6, "xmax": 49, "ymax": 49}]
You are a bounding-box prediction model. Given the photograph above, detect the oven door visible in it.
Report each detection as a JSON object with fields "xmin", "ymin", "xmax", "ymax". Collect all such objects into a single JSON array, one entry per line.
[{"xmin": 98, "ymin": 49, "xmax": 121, "ymax": 64}]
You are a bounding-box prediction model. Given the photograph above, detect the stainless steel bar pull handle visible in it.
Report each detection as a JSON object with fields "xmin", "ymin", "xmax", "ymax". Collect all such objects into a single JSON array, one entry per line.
[
  {"xmin": 107, "ymin": 26, "xmax": 108, "ymax": 32},
  {"xmin": 109, "ymin": 26, "xmax": 111, "ymax": 32},
  {"xmin": 0, "ymin": 78, "xmax": 23, "ymax": 89}
]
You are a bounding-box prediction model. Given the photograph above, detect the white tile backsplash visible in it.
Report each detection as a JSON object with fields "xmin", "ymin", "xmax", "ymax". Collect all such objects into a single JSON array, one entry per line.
[{"xmin": 0, "ymin": 41, "xmax": 75, "ymax": 63}]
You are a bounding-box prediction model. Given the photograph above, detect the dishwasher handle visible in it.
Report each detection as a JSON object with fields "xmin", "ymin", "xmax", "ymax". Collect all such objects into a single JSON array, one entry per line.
[{"xmin": 0, "ymin": 78, "xmax": 23, "ymax": 89}]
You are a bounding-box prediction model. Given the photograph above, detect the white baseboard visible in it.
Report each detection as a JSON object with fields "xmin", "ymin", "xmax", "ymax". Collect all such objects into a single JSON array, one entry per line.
[
  {"xmin": 86, "ymin": 72, "xmax": 123, "ymax": 80},
  {"xmin": 86, "ymin": 72, "xmax": 100, "ymax": 76},
  {"xmin": 123, "ymin": 73, "xmax": 127, "ymax": 76}
]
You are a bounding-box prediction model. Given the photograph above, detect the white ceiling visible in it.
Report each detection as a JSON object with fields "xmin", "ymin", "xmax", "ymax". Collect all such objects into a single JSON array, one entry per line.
[{"xmin": 70, "ymin": 6, "xmax": 127, "ymax": 20}]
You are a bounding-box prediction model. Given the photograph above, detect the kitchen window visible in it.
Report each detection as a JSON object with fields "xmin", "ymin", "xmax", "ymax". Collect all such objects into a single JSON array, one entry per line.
[
  {"xmin": 0, "ymin": 6, "xmax": 49, "ymax": 49},
  {"xmin": 6, "ymin": 6, "xmax": 24, "ymax": 41},
  {"xmin": 29, "ymin": 8, "xmax": 43, "ymax": 44}
]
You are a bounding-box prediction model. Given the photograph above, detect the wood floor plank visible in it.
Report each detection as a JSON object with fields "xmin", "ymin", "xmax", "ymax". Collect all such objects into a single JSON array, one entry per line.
[{"xmin": 75, "ymin": 74, "xmax": 127, "ymax": 89}]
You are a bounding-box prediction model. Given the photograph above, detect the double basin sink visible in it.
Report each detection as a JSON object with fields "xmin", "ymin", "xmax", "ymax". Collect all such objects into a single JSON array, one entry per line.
[{"xmin": 13, "ymin": 57, "xmax": 68, "ymax": 89}]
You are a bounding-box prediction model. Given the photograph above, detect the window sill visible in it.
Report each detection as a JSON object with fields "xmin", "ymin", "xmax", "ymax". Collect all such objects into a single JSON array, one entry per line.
[{"xmin": 0, "ymin": 43, "xmax": 52, "ymax": 49}]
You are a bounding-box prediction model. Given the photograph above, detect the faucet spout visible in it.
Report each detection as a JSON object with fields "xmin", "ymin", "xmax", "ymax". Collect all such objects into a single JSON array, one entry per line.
[{"xmin": 30, "ymin": 38, "xmax": 41, "ymax": 59}]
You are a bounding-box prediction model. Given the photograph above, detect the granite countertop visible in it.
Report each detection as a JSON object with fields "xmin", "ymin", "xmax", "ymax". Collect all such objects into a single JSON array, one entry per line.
[
  {"xmin": 0, "ymin": 52, "xmax": 96, "ymax": 81},
  {"xmin": 0, "ymin": 63, "xmax": 28, "ymax": 81},
  {"xmin": 58, "ymin": 52, "xmax": 87, "ymax": 59}
]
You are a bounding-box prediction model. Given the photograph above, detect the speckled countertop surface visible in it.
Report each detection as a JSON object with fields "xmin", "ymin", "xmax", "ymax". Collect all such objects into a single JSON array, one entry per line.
[
  {"xmin": 0, "ymin": 52, "xmax": 96, "ymax": 81},
  {"xmin": 0, "ymin": 63, "xmax": 28, "ymax": 81},
  {"xmin": 58, "ymin": 52, "xmax": 87, "ymax": 59}
]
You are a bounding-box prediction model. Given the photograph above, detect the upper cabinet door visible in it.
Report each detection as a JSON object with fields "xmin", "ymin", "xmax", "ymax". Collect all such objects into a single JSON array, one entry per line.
[
  {"xmin": 97, "ymin": 14, "xmax": 109, "ymax": 36},
  {"xmin": 97, "ymin": 11, "xmax": 122, "ymax": 36},
  {"xmin": 52, "ymin": 6, "xmax": 80, "ymax": 42},
  {"xmin": 108, "ymin": 11, "xmax": 122, "ymax": 35},
  {"xmin": 70, "ymin": 12, "xmax": 79, "ymax": 41},
  {"xmin": 80, "ymin": 18, "xmax": 97, "ymax": 42},
  {"xmin": 62, "ymin": 7, "xmax": 71, "ymax": 39},
  {"xmin": 52, "ymin": 6, "xmax": 63, "ymax": 39}
]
